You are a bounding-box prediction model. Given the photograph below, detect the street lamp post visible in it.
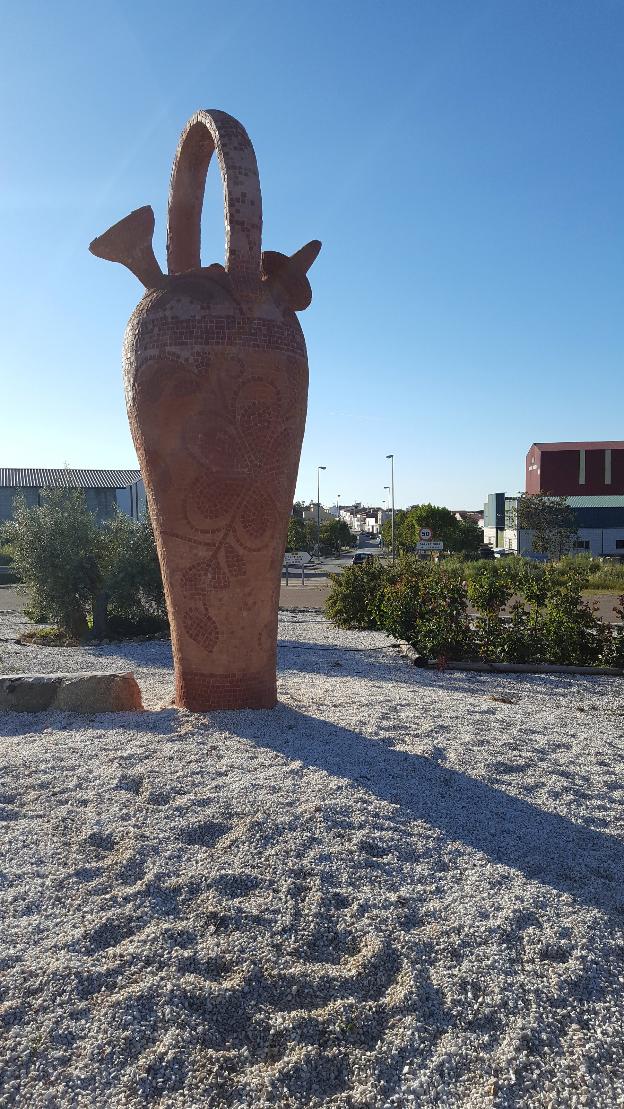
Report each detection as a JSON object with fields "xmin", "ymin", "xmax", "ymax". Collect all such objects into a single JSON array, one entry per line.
[
  {"xmin": 383, "ymin": 485, "xmax": 390, "ymax": 551},
  {"xmin": 386, "ymin": 455, "xmax": 395, "ymax": 563},
  {"xmin": 316, "ymin": 465, "xmax": 326, "ymax": 556}
]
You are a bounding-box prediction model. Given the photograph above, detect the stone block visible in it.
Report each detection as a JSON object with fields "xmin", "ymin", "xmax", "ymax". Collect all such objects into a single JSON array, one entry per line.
[{"xmin": 0, "ymin": 673, "xmax": 143, "ymax": 713}]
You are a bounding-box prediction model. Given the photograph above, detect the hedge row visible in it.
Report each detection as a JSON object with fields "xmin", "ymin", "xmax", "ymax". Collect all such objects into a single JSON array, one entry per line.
[{"xmin": 325, "ymin": 556, "xmax": 624, "ymax": 668}]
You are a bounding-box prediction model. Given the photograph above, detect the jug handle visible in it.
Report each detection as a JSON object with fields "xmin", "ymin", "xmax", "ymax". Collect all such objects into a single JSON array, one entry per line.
[{"xmin": 167, "ymin": 109, "xmax": 262, "ymax": 291}]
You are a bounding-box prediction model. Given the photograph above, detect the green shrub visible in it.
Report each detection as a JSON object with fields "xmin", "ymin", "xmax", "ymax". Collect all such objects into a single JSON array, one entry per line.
[
  {"xmin": 586, "ymin": 561, "xmax": 624, "ymax": 592},
  {"xmin": 466, "ymin": 563, "xmax": 514, "ymax": 661},
  {"xmin": 540, "ymin": 578, "xmax": 609, "ymax": 666},
  {"xmin": 106, "ymin": 611, "xmax": 168, "ymax": 638},
  {"xmin": 608, "ymin": 597, "xmax": 624, "ymax": 666},
  {"xmin": 380, "ymin": 559, "xmax": 473, "ymax": 660},
  {"xmin": 325, "ymin": 550, "xmax": 621, "ymax": 668},
  {"xmin": 100, "ymin": 511, "xmax": 168, "ymax": 631},
  {"xmin": 466, "ymin": 562, "xmax": 513, "ymax": 613},
  {"xmin": 498, "ymin": 603, "xmax": 544, "ymax": 663},
  {"xmin": 7, "ymin": 491, "xmax": 167, "ymax": 641},
  {"xmin": 548, "ymin": 554, "xmax": 593, "ymax": 590},
  {"xmin": 8, "ymin": 489, "xmax": 102, "ymax": 639},
  {"xmin": 324, "ymin": 559, "xmax": 387, "ymax": 629},
  {"xmin": 509, "ymin": 560, "xmax": 549, "ymax": 610}
]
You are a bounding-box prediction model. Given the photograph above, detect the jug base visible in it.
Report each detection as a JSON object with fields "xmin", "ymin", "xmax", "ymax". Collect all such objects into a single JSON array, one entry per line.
[{"xmin": 175, "ymin": 668, "xmax": 278, "ymax": 711}]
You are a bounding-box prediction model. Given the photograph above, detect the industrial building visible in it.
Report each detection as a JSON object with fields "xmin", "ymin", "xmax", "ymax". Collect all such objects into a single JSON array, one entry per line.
[
  {"xmin": 526, "ymin": 441, "xmax": 624, "ymax": 496},
  {"xmin": 0, "ymin": 469, "xmax": 146, "ymax": 525},
  {"xmin": 485, "ymin": 440, "xmax": 624, "ymax": 557}
]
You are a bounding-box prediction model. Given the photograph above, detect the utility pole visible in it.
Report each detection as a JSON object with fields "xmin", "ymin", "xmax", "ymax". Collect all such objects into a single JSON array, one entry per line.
[
  {"xmin": 316, "ymin": 465, "xmax": 326, "ymax": 556},
  {"xmin": 386, "ymin": 454, "xmax": 395, "ymax": 563}
]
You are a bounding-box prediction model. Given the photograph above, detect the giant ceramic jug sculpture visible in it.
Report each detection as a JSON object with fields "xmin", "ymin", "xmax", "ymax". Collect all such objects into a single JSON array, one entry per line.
[{"xmin": 90, "ymin": 110, "xmax": 320, "ymax": 709}]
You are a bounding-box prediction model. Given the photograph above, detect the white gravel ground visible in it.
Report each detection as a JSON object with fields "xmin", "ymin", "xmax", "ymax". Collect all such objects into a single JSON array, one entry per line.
[{"xmin": 1, "ymin": 609, "xmax": 624, "ymax": 1108}]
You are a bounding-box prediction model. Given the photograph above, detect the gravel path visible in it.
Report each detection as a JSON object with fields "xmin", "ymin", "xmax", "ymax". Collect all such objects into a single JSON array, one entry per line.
[{"xmin": 1, "ymin": 610, "xmax": 624, "ymax": 1107}]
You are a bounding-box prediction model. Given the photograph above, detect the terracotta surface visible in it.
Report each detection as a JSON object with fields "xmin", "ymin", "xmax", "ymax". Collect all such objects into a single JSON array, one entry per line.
[{"xmin": 90, "ymin": 110, "xmax": 320, "ymax": 709}]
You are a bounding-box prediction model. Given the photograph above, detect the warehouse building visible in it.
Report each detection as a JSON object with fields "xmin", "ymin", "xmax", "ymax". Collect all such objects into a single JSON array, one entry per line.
[
  {"xmin": 484, "ymin": 493, "xmax": 624, "ymax": 557},
  {"xmin": 485, "ymin": 440, "xmax": 624, "ymax": 557},
  {"xmin": 526, "ymin": 441, "xmax": 624, "ymax": 496},
  {"xmin": 0, "ymin": 469, "xmax": 146, "ymax": 525}
]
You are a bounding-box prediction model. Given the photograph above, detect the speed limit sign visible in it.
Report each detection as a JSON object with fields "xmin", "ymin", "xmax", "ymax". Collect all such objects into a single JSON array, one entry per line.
[{"xmin": 419, "ymin": 527, "xmax": 432, "ymax": 541}]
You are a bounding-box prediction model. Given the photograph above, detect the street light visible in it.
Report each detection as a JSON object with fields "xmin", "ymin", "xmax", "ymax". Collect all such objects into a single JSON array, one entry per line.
[
  {"xmin": 316, "ymin": 465, "xmax": 326, "ymax": 556},
  {"xmin": 386, "ymin": 455, "xmax": 395, "ymax": 563},
  {"xmin": 383, "ymin": 485, "xmax": 390, "ymax": 551}
]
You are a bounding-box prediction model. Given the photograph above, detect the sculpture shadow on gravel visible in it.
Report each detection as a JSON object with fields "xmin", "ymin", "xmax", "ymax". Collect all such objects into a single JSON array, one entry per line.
[
  {"xmin": 229, "ymin": 705, "xmax": 624, "ymax": 920},
  {"xmin": 0, "ymin": 652, "xmax": 621, "ymax": 917}
]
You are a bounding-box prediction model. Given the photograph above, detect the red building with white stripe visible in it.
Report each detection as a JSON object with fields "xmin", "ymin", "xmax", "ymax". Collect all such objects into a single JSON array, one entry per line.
[{"xmin": 526, "ymin": 442, "xmax": 624, "ymax": 496}]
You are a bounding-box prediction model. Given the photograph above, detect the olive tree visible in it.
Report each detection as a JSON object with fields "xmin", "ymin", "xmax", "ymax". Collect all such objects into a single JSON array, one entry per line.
[
  {"xmin": 8, "ymin": 489, "xmax": 102, "ymax": 639},
  {"xmin": 8, "ymin": 491, "xmax": 167, "ymax": 641},
  {"xmin": 516, "ymin": 493, "xmax": 577, "ymax": 560}
]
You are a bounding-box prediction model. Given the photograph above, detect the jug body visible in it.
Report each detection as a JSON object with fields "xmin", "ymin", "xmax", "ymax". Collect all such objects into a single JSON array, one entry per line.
[{"xmin": 123, "ymin": 274, "xmax": 308, "ymax": 709}]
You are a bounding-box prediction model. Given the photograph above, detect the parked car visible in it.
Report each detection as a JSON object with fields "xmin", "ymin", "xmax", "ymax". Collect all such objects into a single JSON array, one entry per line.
[
  {"xmin": 477, "ymin": 545, "xmax": 495, "ymax": 561},
  {"xmin": 352, "ymin": 552, "xmax": 374, "ymax": 565}
]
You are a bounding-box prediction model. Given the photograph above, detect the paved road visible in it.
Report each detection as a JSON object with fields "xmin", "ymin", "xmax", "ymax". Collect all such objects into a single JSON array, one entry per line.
[
  {"xmin": 0, "ymin": 585, "xmax": 23, "ymax": 612},
  {"xmin": 4, "ymin": 578, "xmax": 619, "ymax": 620}
]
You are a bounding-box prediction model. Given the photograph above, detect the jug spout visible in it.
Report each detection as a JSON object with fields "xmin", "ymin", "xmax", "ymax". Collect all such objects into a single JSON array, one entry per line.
[
  {"xmin": 89, "ymin": 206, "xmax": 166, "ymax": 290},
  {"xmin": 261, "ymin": 240, "xmax": 321, "ymax": 311}
]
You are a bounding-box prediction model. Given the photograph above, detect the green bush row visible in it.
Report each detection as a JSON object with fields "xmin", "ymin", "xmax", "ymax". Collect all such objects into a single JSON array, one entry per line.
[
  {"xmin": 436, "ymin": 552, "xmax": 624, "ymax": 592},
  {"xmin": 325, "ymin": 555, "xmax": 624, "ymax": 667}
]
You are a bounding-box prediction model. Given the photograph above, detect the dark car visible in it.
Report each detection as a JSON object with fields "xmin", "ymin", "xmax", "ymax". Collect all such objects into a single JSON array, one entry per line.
[{"xmin": 352, "ymin": 552, "xmax": 374, "ymax": 565}]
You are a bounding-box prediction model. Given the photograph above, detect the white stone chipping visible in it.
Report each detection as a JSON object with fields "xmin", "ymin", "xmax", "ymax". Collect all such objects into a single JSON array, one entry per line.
[{"xmin": 1, "ymin": 609, "xmax": 624, "ymax": 1107}]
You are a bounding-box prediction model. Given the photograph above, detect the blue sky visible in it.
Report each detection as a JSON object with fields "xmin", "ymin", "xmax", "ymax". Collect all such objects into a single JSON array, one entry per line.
[{"xmin": 1, "ymin": 0, "xmax": 622, "ymax": 510}]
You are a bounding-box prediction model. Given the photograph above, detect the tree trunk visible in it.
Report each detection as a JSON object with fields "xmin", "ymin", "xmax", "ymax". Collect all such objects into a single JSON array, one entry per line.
[
  {"xmin": 92, "ymin": 591, "xmax": 109, "ymax": 639},
  {"xmin": 66, "ymin": 608, "xmax": 89, "ymax": 643}
]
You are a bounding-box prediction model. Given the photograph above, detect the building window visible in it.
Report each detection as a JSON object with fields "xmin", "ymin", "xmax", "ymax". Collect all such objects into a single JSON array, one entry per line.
[
  {"xmin": 578, "ymin": 449, "xmax": 586, "ymax": 485},
  {"xmin": 616, "ymin": 540, "xmax": 624, "ymax": 550},
  {"xmin": 605, "ymin": 448, "xmax": 612, "ymax": 485},
  {"xmin": 573, "ymin": 539, "xmax": 590, "ymax": 550}
]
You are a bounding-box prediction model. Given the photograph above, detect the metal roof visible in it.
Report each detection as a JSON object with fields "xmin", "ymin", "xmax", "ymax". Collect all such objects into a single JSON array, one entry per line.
[
  {"xmin": 566, "ymin": 496, "xmax": 624, "ymax": 508},
  {"xmin": 0, "ymin": 468, "xmax": 142, "ymax": 490},
  {"xmin": 504, "ymin": 494, "xmax": 624, "ymax": 508},
  {"xmin": 530, "ymin": 441, "xmax": 624, "ymax": 452}
]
